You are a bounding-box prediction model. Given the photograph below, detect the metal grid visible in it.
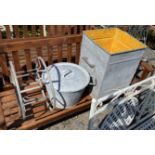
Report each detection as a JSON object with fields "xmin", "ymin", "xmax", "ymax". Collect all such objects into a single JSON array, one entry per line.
[{"xmin": 89, "ymin": 74, "xmax": 155, "ymax": 130}]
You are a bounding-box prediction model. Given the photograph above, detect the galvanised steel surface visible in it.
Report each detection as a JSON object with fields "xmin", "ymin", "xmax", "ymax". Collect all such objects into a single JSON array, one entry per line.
[
  {"xmin": 80, "ymin": 28, "xmax": 146, "ymax": 98},
  {"xmin": 42, "ymin": 62, "xmax": 90, "ymax": 109},
  {"xmin": 10, "ymin": 57, "xmax": 90, "ymax": 118}
]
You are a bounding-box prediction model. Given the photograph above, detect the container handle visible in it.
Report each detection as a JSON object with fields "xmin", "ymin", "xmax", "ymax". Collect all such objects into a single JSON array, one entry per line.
[
  {"xmin": 82, "ymin": 57, "xmax": 95, "ymax": 69},
  {"xmin": 63, "ymin": 69, "xmax": 72, "ymax": 77},
  {"xmin": 36, "ymin": 57, "xmax": 56, "ymax": 108},
  {"xmin": 89, "ymin": 76, "xmax": 97, "ymax": 86}
]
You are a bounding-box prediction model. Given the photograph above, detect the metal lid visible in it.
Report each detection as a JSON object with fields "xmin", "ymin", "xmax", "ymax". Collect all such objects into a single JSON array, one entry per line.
[{"xmin": 42, "ymin": 62, "xmax": 90, "ymax": 93}]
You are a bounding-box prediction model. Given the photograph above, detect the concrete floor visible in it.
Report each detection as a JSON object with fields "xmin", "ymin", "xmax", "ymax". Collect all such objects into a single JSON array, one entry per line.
[
  {"xmin": 44, "ymin": 49, "xmax": 155, "ymax": 130},
  {"xmin": 44, "ymin": 110, "xmax": 90, "ymax": 130}
]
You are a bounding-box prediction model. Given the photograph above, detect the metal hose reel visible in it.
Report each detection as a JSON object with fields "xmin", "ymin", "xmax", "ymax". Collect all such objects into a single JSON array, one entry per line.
[{"xmin": 9, "ymin": 57, "xmax": 56, "ymax": 119}]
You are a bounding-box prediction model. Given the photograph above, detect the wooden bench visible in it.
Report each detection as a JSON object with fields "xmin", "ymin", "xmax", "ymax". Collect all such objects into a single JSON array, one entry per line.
[
  {"xmin": 0, "ymin": 35, "xmax": 82, "ymax": 89},
  {"xmin": 0, "ymin": 34, "xmax": 154, "ymax": 130},
  {"xmin": 0, "ymin": 35, "xmax": 92, "ymax": 129}
]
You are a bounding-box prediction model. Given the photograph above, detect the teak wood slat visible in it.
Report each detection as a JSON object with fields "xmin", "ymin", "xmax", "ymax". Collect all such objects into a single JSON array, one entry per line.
[
  {"xmin": 56, "ymin": 25, "xmax": 63, "ymax": 35},
  {"xmin": 31, "ymin": 25, "xmax": 36, "ymax": 37},
  {"xmin": 67, "ymin": 25, "xmax": 71, "ymax": 35},
  {"xmin": 13, "ymin": 26, "xmax": 20, "ymax": 38},
  {"xmin": 0, "ymin": 25, "xmax": 94, "ymax": 40},
  {"xmin": 0, "ymin": 29, "xmax": 2, "ymax": 39},
  {"xmin": 18, "ymin": 99, "xmax": 91, "ymax": 130},
  {"xmin": 67, "ymin": 44, "xmax": 72, "ymax": 62},
  {"xmin": 5, "ymin": 25, "xmax": 11, "ymax": 39},
  {"xmin": 0, "ymin": 101, "xmax": 6, "ymax": 129},
  {"xmin": 39, "ymin": 25, "xmax": 44, "ymax": 36},
  {"xmin": 0, "ymin": 54, "xmax": 10, "ymax": 77},
  {"xmin": 12, "ymin": 51, "xmax": 21, "ymax": 72},
  {"xmin": 79, "ymin": 25, "xmax": 83, "ymax": 33},
  {"xmin": 36, "ymin": 47, "xmax": 43, "ymax": 57},
  {"xmin": 0, "ymin": 88, "xmax": 91, "ymax": 130},
  {"xmin": 57, "ymin": 45, "xmax": 62, "ymax": 62},
  {"xmin": 85, "ymin": 25, "xmax": 90, "ymax": 30},
  {"xmin": 47, "ymin": 25, "xmax": 56, "ymax": 36},
  {"xmin": 75, "ymin": 43, "xmax": 80, "ymax": 64},
  {"xmin": 24, "ymin": 49, "xmax": 32, "ymax": 70},
  {"xmin": 47, "ymin": 45, "xmax": 53, "ymax": 64},
  {"xmin": 73, "ymin": 25, "xmax": 78, "ymax": 34},
  {"xmin": 141, "ymin": 61, "xmax": 154, "ymax": 80},
  {"xmin": 0, "ymin": 35, "xmax": 82, "ymax": 52},
  {"xmin": 23, "ymin": 25, "xmax": 29, "ymax": 38}
]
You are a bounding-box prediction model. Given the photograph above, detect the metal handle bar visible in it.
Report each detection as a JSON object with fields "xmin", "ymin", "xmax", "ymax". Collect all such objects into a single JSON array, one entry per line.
[
  {"xmin": 36, "ymin": 57, "xmax": 56, "ymax": 108},
  {"xmin": 82, "ymin": 57, "xmax": 95, "ymax": 69}
]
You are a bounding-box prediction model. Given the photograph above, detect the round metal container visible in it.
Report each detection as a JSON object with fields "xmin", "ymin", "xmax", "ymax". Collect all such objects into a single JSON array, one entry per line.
[{"xmin": 42, "ymin": 62, "xmax": 90, "ymax": 109}]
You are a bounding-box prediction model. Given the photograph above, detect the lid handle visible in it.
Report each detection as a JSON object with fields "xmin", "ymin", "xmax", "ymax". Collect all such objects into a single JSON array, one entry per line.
[{"xmin": 63, "ymin": 69, "xmax": 72, "ymax": 77}]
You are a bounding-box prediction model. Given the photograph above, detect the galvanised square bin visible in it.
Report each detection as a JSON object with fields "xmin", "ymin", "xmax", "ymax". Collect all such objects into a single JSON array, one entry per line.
[{"xmin": 80, "ymin": 28, "xmax": 147, "ymax": 98}]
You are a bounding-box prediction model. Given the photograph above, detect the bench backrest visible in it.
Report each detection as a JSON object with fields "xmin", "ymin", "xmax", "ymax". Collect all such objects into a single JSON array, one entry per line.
[{"xmin": 0, "ymin": 35, "xmax": 82, "ymax": 90}]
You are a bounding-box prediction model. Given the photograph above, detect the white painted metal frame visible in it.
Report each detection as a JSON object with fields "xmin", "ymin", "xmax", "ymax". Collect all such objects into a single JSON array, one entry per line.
[{"xmin": 89, "ymin": 74, "xmax": 155, "ymax": 130}]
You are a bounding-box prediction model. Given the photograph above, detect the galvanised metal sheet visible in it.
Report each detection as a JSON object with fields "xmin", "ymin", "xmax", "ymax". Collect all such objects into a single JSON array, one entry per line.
[{"xmin": 80, "ymin": 28, "xmax": 146, "ymax": 98}]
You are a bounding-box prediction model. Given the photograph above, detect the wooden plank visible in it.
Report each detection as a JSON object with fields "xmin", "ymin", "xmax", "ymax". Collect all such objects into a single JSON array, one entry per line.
[
  {"xmin": 62, "ymin": 26, "xmax": 66, "ymax": 35},
  {"xmin": 13, "ymin": 25, "xmax": 20, "ymax": 38},
  {"xmin": 0, "ymin": 35, "xmax": 82, "ymax": 52},
  {"xmin": 1, "ymin": 94, "xmax": 17, "ymax": 103},
  {"xmin": 47, "ymin": 25, "xmax": 56, "ymax": 36},
  {"xmin": 0, "ymin": 54, "xmax": 10, "ymax": 77},
  {"xmin": 67, "ymin": 44, "xmax": 72, "ymax": 62},
  {"xmin": 73, "ymin": 25, "xmax": 78, "ymax": 34},
  {"xmin": 5, "ymin": 25, "xmax": 11, "ymax": 39},
  {"xmin": 47, "ymin": 45, "xmax": 53, "ymax": 64},
  {"xmin": 47, "ymin": 26, "xmax": 50, "ymax": 36},
  {"xmin": 36, "ymin": 47, "xmax": 43, "ymax": 57},
  {"xmin": 12, "ymin": 51, "xmax": 20, "ymax": 72},
  {"xmin": 0, "ymin": 89, "xmax": 15, "ymax": 98},
  {"xmin": 0, "ymin": 87, "xmax": 91, "ymax": 129},
  {"xmin": 67, "ymin": 25, "xmax": 71, "ymax": 35},
  {"xmin": 2, "ymin": 100, "xmax": 18, "ymax": 109},
  {"xmin": 79, "ymin": 25, "xmax": 84, "ymax": 33},
  {"xmin": 75, "ymin": 43, "xmax": 80, "ymax": 64},
  {"xmin": 0, "ymin": 100, "xmax": 6, "ymax": 129},
  {"xmin": 39, "ymin": 25, "xmax": 44, "ymax": 36},
  {"xmin": 0, "ymin": 29, "xmax": 2, "ymax": 39},
  {"xmin": 56, "ymin": 25, "xmax": 63, "ymax": 35},
  {"xmin": 5, "ymin": 113, "xmax": 20, "ymax": 127},
  {"xmin": 4, "ymin": 107, "xmax": 20, "ymax": 116},
  {"xmin": 17, "ymin": 96, "xmax": 91, "ymax": 130},
  {"xmin": 44, "ymin": 35, "xmax": 82, "ymax": 46},
  {"xmin": 57, "ymin": 45, "xmax": 62, "ymax": 62},
  {"xmin": 63, "ymin": 26, "xmax": 68, "ymax": 35},
  {"xmin": 141, "ymin": 61, "xmax": 154, "ymax": 72},
  {"xmin": 31, "ymin": 25, "xmax": 36, "ymax": 37},
  {"xmin": 24, "ymin": 49, "xmax": 32, "ymax": 70},
  {"xmin": 85, "ymin": 25, "xmax": 90, "ymax": 30},
  {"xmin": 23, "ymin": 25, "xmax": 29, "ymax": 38}
]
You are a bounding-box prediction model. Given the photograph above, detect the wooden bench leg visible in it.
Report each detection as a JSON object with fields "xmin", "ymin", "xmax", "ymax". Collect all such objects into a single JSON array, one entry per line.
[{"xmin": 0, "ymin": 100, "xmax": 6, "ymax": 130}]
